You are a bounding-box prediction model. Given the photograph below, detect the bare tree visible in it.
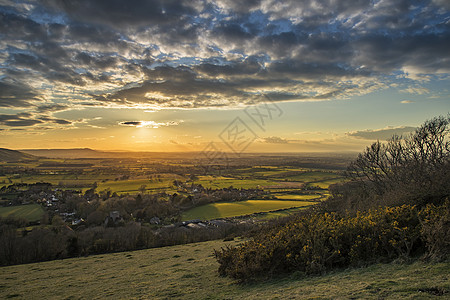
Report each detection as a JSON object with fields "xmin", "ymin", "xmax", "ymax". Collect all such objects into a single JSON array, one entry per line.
[{"xmin": 347, "ymin": 115, "xmax": 449, "ymax": 204}]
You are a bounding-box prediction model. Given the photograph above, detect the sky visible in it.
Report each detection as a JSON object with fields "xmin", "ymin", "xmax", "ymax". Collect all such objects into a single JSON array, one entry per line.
[{"xmin": 0, "ymin": 0, "xmax": 449, "ymax": 153}]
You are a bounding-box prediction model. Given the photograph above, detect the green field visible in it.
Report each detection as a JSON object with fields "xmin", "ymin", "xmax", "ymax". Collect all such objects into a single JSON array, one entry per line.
[
  {"xmin": 273, "ymin": 193, "xmax": 322, "ymax": 200},
  {"xmin": 280, "ymin": 171, "xmax": 340, "ymax": 182},
  {"xmin": 0, "ymin": 239, "xmax": 448, "ymax": 299},
  {"xmin": 0, "ymin": 174, "xmax": 115, "ymax": 188},
  {"xmin": 311, "ymin": 177, "xmax": 347, "ymax": 189},
  {"xmin": 181, "ymin": 200, "xmax": 316, "ymax": 221},
  {"xmin": 194, "ymin": 176, "xmax": 274, "ymax": 189},
  {"xmin": 0, "ymin": 204, "xmax": 44, "ymax": 222},
  {"xmin": 259, "ymin": 207, "xmax": 307, "ymax": 219},
  {"xmin": 96, "ymin": 179, "xmax": 174, "ymax": 193}
]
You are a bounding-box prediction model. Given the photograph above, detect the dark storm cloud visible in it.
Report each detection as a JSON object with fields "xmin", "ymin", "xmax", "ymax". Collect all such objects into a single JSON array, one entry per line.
[
  {"xmin": 68, "ymin": 24, "xmax": 113, "ymax": 41},
  {"xmin": 74, "ymin": 52, "xmax": 121, "ymax": 69},
  {"xmin": 52, "ymin": 119, "xmax": 72, "ymax": 125},
  {"xmin": 268, "ymin": 60, "xmax": 369, "ymax": 79},
  {"xmin": 38, "ymin": 116, "xmax": 73, "ymax": 125},
  {"xmin": 0, "ymin": 112, "xmax": 73, "ymax": 127},
  {"xmin": 120, "ymin": 121, "xmax": 142, "ymax": 126},
  {"xmin": 118, "ymin": 120, "xmax": 182, "ymax": 127},
  {"xmin": 194, "ymin": 56, "xmax": 264, "ymax": 76},
  {"xmin": 0, "ymin": 114, "xmax": 43, "ymax": 127},
  {"xmin": 215, "ymin": 21, "xmax": 256, "ymax": 41},
  {"xmin": 36, "ymin": 104, "xmax": 69, "ymax": 113},
  {"xmin": 96, "ymin": 65, "xmax": 245, "ymax": 107},
  {"xmin": 0, "ymin": 10, "xmax": 46, "ymax": 41},
  {"xmin": 0, "ymin": 81, "xmax": 41, "ymax": 108},
  {"xmin": 0, "ymin": 0, "xmax": 449, "ymax": 111},
  {"xmin": 215, "ymin": 0, "xmax": 261, "ymax": 13},
  {"xmin": 42, "ymin": 0, "xmax": 199, "ymax": 29},
  {"xmin": 352, "ymin": 32, "xmax": 450, "ymax": 72}
]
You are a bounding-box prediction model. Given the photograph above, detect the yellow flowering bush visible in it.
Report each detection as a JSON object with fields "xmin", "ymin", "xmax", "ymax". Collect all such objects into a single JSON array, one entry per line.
[
  {"xmin": 215, "ymin": 203, "xmax": 447, "ymax": 281},
  {"xmin": 419, "ymin": 200, "xmax": 450, "ymax": 260}
]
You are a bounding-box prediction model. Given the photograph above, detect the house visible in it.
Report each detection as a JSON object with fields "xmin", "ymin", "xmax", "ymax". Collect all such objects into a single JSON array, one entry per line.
[
  {"xmin": 149, "ymin": 217, "xmax": 160, "ymax": 225},
  {"xmin": 72, "ymin": 218, "xmax": 84, "ymax": 226},
  {"xmin": 110, "ymin": 211, "xmax": 121, "ymax": 222},
  {"xmin": 104, "ymin": 211, "xmax": 123, "ymax": 226}
]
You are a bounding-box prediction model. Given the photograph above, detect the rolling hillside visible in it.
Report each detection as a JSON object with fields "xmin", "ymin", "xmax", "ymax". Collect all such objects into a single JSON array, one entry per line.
[
  {"xmin": 0, "ymin": 239, "xmax": 448, "ymax": 299},
  {"xmin": 0, "ymin": 148, "xmax": 37, "ymax": 162},
  {"xmin": 20, "ymin": 148, "xmax": 107, "ymax": 159}
]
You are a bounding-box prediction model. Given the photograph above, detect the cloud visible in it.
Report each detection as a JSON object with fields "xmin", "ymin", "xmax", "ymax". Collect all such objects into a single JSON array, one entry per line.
[
  {"xmin": 262, "ymin": 136, "xmax": 289, "ymax": 144},
  {"xmin": 118, "ymin": 120, "xmax": 183, "ymax": 128},
  {"xmin": 400, "ymin": 87, "xmax": 429, "ymax": 95},
  {"xmin": 0, "ymin": 80, "xmax": 42, "ymax": 108},
  {"xmin": 0, "ymin": 113, "xmax": 73, "ymax": 128},
  {"xmin": 42, "ymin": 0, "xmax": 200, "ymax": 29},
  {"xmin": 0, "ymin": 114, "xmax": 43, "ymax": 127},
  {"xmin": 401, "ymin": 100, "xmax": 414, "ymax": 104},
  {"xmin": 347, "ymin": 126, "xmax": 417, "ymax": 140},
  {"xmin": 36, "ymin": 104, "xmax": 70, "ymax": 113},
  {"xmin": 120, "ymin": 121, "xmax": 142, "ymax": 126},
  {"xmin": 0, "ymin": 0, "xmax": 449, "ymax": 111}
]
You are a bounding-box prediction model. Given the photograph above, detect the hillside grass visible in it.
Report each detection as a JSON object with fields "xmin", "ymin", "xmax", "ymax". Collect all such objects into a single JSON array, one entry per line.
[
  {"xmin": 0, "ymin": 238, "xmax": 448, "ymax": 299},
  {"xmin": 181, "ymin": 200, "xmax": 316, "ymax": 221},
  {"xmin": 0, "ymin": 204, "xmax": 44, "ymax": 222}
]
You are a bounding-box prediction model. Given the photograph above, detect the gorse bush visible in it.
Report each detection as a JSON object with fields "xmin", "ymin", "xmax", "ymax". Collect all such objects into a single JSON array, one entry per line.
[
  {"xmin": 215, "ymin": 203, "xmax": 449, "ymax": 281},
  {"xmin": 419, "ymin": 200, "xmax": 450, "ymax": 260}
]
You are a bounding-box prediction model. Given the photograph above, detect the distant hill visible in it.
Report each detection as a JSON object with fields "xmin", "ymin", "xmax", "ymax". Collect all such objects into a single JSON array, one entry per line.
[
  {"xmin": 20, "ymin": 148, "xmax": 200, "ymax": 159},
  {"xmin": 20, "ymin": 148, "xmax": 110, "ymax": 159},
  {"xmin": 0, "ymin": 148, "xmax": 37, "ymax": 162},
  {"xmin": 19, "ymin": 149, "xmax": 358, "ymax": 165}
]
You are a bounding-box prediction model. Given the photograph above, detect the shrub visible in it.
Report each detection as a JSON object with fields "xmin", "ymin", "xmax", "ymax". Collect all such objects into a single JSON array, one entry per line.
[
  {"xmin": 419, "ymin": 200, "xmax": 450, "ymax": 260},
  {"xmin": 215, "ymin": 204, "xmax": 448, "ymax": 281}
]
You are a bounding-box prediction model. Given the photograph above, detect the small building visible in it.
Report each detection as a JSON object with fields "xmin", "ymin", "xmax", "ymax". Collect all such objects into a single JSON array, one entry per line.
[{"xmin": 149, "ymin": 217, "xmax": 161, "ymax": 225}]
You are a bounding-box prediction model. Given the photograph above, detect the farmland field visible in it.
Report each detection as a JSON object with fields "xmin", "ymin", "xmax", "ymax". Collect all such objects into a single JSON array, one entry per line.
[
  {"xmin": 0, "ymin": 204, "xmax": 44, "ymax": 222},
  {"xmin": 0, "ymin": 238, "xmax": 448, "ymax": 300},
  {"xmin": 194, "ymin": 176, "xmax": 275, "ymax": 189},
  {"xmin": 312, "ymin": 178, "xmax": 347, "ymax": 189},
  {"xmin": 280, "ymin": 171, "xmax": 340, "ymax": 182},
  {"xmin": 181, "ymin": 200, "xmax": 316, "ymax": 221},
  {"xmin": 0, "ymin": 174, "xmax": 115, "ymax": 188},
  {"xmin": 273, "ymin": 193, "xmax": 322, "ymax": 200},
  {"xmin": 96, "ymin": 178, "xmax": 175, "ymax": 193}
]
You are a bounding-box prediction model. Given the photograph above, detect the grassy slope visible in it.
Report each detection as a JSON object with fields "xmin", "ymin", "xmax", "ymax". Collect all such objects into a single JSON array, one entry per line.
[{"xmin": 1, "ymin": 239, "xmax": 448, "ymax": 300}]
